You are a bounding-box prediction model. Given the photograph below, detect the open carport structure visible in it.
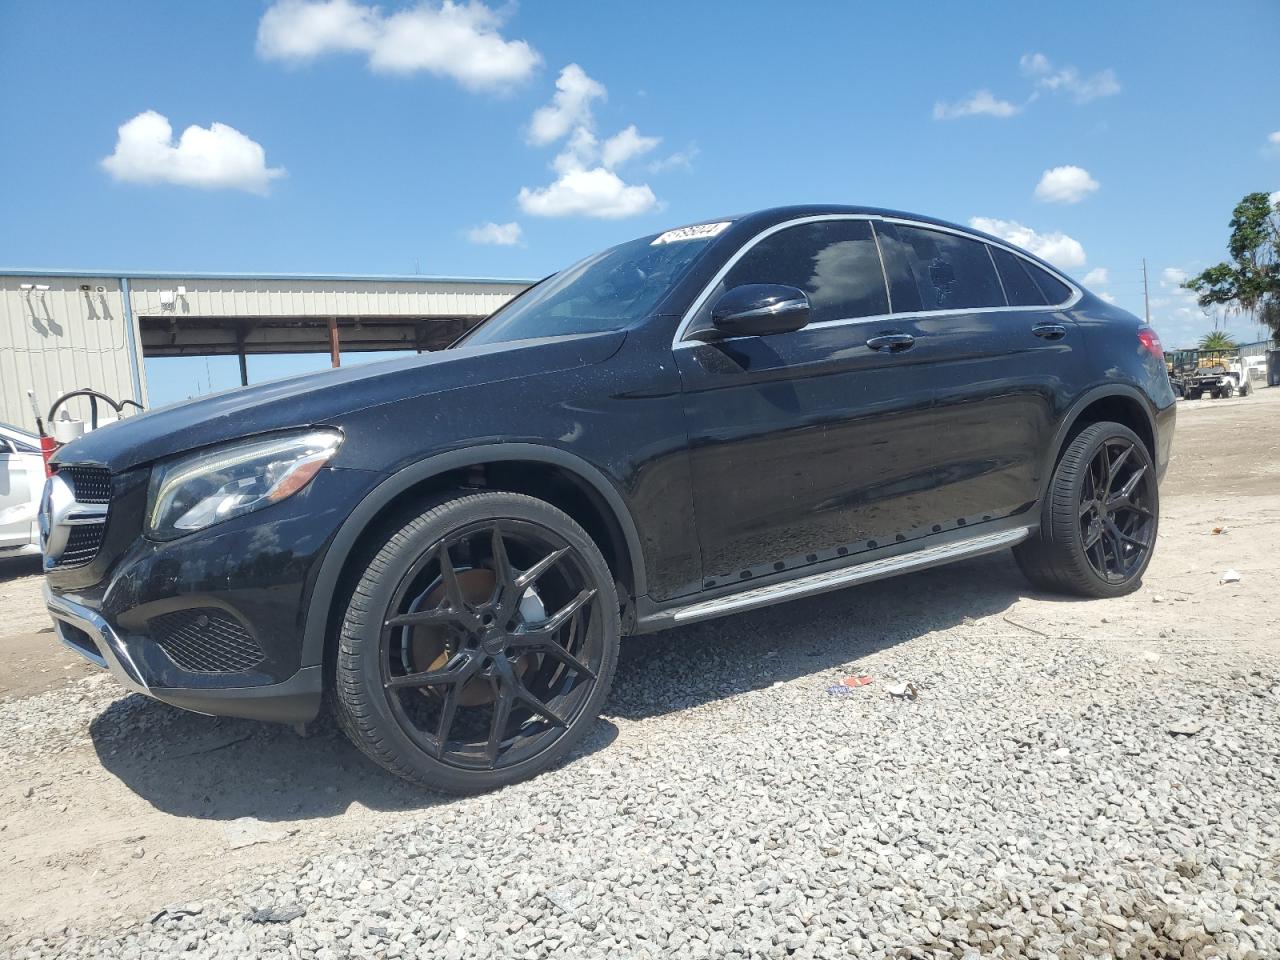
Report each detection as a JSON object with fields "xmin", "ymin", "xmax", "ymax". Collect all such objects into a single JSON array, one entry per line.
[{"xmin": 0, "ymin": 269, "xmax": 533, "ymax": 433}]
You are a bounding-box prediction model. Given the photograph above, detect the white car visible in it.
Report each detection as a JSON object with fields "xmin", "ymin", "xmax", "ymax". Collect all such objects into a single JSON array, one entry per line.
[{"xmin": 0, "ymin": 422, "xmax": 44, "ymax": 559}]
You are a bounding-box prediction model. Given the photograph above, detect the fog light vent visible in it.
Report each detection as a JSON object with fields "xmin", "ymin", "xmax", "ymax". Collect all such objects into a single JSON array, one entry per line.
[{"xmin": 148, "ymin": 608, "xmax": 264, "ymax": 674}]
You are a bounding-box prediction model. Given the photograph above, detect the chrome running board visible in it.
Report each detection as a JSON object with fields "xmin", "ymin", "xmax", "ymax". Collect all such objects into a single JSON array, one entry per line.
[{"xmin": 670, "ymin": 526, "xmax": 1032, "ymax": 625}]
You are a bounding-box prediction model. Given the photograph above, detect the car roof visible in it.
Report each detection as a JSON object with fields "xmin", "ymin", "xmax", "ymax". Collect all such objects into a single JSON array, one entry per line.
[{"xmin": 690, "ymin": 205, "xmax": 1067, "ymax": 279}]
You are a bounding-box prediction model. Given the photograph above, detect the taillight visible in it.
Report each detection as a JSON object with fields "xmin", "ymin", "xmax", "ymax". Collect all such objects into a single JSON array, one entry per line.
[{"xmin": 1137, "ymin": 326, "xmax": 1163, "ymax": 359}]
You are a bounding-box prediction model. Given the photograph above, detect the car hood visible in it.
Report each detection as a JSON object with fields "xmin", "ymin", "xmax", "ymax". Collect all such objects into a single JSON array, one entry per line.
[{"xmin": 54, "ymin": 331, "xmax": 626, "ymax": 472}]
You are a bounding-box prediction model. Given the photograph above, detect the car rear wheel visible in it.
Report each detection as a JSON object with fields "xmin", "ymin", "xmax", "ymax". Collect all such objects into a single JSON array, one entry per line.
[
  {"xmin": 1014, "ymin": 422, "xmax": 1158, "ymax": 598},
  {"xmin": 334, "ymin": 491, "xmax": 619, "ymax": 793}
]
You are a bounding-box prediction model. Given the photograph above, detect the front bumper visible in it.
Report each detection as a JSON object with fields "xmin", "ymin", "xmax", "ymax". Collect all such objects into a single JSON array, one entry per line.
[
  {"xmin": 41, "ymin": 465, "xmax": 384, "ymax": 724},
  {"xmin": 46, "ymin": 585, "xmax": 323, "ymax": 723}
]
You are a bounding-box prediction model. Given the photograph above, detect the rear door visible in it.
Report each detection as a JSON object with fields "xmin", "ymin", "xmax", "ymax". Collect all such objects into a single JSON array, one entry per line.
[{"xmin": 877, "ymin": 221, "xmax": 1089, "ymax": 523}]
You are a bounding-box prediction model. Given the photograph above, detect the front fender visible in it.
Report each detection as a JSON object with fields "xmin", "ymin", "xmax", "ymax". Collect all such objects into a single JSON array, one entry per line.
[{"xmin": 298, "ymin": 442, "xmax": 646, "ymax": 669}]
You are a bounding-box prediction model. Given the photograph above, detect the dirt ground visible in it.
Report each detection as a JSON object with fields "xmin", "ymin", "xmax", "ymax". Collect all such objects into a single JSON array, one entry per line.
[{"xmin": 1, "ymin": 387, "xmax": 1277, "ymax": 939}]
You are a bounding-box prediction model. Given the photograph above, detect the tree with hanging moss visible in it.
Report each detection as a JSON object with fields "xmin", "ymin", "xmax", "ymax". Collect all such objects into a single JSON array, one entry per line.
[{"xmin": 1183, "ymin": 192, "xmax": 1280, "ymax": 343}]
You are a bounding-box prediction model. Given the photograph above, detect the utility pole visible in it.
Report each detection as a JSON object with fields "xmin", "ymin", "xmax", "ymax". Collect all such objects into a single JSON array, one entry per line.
[{"xmin": 1142, "ymin": 258, "xmax": 1151, "ymax": 324}]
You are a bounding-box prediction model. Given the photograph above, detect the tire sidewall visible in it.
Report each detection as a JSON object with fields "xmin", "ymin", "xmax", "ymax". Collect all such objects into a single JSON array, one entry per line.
[{"xmin": 339, "ymin": 492, "xmax": 620, "ymax": 792}]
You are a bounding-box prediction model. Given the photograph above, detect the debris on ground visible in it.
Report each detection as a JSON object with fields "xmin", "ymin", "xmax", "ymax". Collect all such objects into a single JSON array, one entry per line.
[
  {"xmin": 1220, "ymin": 569, "xmax": 1242, "ymax": 584},
  {"xmin": 1212, "ymin": 526, "xmax": 1228, "ymax": 535},
  {"xmin": 247, "ymin": 905, "xmax": 305, "ymax": 924},
  {"xmin": 1168, "ymin": 718, "xmax": 1206, "ymax": 737},
  {"xmin": 885, "ymin": 681, "xmax": 919, "ymax": 700},
  {"xmin": 825, "ymin": 675, "xmax": 872, "ymax": 696}
]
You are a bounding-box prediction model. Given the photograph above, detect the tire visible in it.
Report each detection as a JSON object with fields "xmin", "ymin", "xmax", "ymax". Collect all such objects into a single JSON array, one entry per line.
[
  {"xmin": 334, "ymin": 490, "xmax": 620, "ymax": 793},
  {"xmin": 1014, "ymin": 422, "xmax": 1159, "ymax": 598},
  {"xmin": 1220, "ymin": 382, "xmax": 1235, "ymax": 399}
]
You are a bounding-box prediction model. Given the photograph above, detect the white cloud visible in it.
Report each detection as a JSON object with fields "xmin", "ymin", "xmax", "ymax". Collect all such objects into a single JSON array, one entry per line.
[
  {"xmin": 1098, "ymin": 291, "xmax": 1117, "ymax": 304},
  {"xmin": 1270, "ymin": 189, "xmax": 1280, "ymax": 207},
  {"xmin": 932, "ymin": 89, "xmax": 1020, "ymax": 120},
  {"xmin": 101, "ymin": 111, "xmax": 285, "ymax": 194},
  {"xmin": 527, "ymin": 63, "xmax": 604, "ymax": 144},
  {"xmin": 648, "ymin": 145, "xmax": 698, "ymax": 174},
  {"xmin": 518, "ymin": 168, "xmax": 656, "ymax": 219},
  {"xmin": 969, "ymin": 216, "xmax": 1086, "ymax": 269},
  {"xmin": 1020, "ymin": 52, "xmax": 1120, "ymax": 103},
  {"xmin": 257, "ymin": 0, "xmax": 539, "ymax": 92},
  {"xmin": 1162, "ymin": 267, "xmax": 1188, "ymax": 285},
  {"xmin": 1082, "ymin": 267, "xmax": 1109, "ymax": 286},
  {"xmin": 1269, "ymin": 131, "xmax": 1280, "ymax": 145},
  {"xmin": 466, "ymin": 221, "xmax": 521, "ymax": 245},
  {"xmin": 601, "ymin": 125, "xmax": 661, "ymax": 169},
  {"xmin": 1035, "ymin": 165, "xmax": 1099, "ymax": 203},
  {"xmin": 519, "ymin": 65, "xmax": 660, "ymax": 219}
]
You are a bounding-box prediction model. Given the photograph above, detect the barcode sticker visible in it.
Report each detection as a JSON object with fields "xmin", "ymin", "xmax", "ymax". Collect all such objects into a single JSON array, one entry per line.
[{"xmin": 651, "ymin": 221, "xmax": 731, "ymax": 245}]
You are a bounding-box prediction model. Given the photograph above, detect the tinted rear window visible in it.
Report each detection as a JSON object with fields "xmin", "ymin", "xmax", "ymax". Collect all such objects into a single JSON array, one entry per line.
[
  {"xmin": 1025, "ymin": 262, "xmax": 1073, "ymax": 305},
  {"xmin": 989, "ymin": 246, "xmax": 1048, "ymax": 306},
  {"xmin": 891, "ymin": 224, "xmax": 1005, "ymax": 310}
]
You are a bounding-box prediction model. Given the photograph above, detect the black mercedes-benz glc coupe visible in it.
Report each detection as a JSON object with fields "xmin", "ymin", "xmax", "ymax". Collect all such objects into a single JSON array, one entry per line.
[{"xmin": 43, "ymin": 206, "xmax": 1175, "ymax": 792}]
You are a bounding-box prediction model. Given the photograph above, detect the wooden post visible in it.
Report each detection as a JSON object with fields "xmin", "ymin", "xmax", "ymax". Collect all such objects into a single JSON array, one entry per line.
[{"xmin": 328, "ymin": 316, "xmax": 341, "ymax": 367}]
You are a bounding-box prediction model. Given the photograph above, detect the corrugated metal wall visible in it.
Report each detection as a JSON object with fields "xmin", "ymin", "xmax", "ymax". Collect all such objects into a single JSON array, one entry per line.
[
  {"xmin": 127, "ymin": 277, "xmax": 527, "ymax": 320},
  {"xmin": 1, "ymin": 272, "xmax": 533, "ymax": 435},
  {"xmin": 0, "ymin": 276, "xmax": 146, "ymax": 434}
]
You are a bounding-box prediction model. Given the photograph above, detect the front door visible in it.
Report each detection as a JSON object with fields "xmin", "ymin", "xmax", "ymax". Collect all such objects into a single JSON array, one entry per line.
[{"xmin": 674, "ymin": 218, "xmax": 943, "ymax": 588}]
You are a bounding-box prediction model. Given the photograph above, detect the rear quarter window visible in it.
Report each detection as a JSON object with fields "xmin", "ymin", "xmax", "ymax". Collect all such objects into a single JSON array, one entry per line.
[
  {"xmin": 1024, "ymin": 262, "xmax": 1073, "ymax": 305},
  {"xmin": 989, "ymin": 246, "xmax": 1048, "ymax": 307}
]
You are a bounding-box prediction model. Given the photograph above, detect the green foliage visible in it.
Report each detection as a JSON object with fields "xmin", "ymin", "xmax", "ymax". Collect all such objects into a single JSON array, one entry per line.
[
  {"xmin": 1198, "ymin": 330, "xmax": 1238, "ymax": 350},
  {"xmin": 1183, "ymin": 192, "xmax": 1280, "ymax": 343}
]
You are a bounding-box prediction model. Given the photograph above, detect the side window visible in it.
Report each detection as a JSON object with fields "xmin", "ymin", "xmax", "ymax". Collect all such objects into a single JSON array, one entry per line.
[
  {"xmin": 871, "ymin": 223, "xmax": 924, "ymax": 313},
  {"xmin": 1023, "ymin": 261, "xmax": 1073, "ymax": 305},
  {"xmin": 891, "ymin": 224, "xmax": 1006, "ymax": 311},
  {"xmin": 721, "ymin": 220, "xmax": 889, "ymax": 324},
  {"xmin": 989, "ymin": 246, "xmax": 1047, "ymax": 306}
]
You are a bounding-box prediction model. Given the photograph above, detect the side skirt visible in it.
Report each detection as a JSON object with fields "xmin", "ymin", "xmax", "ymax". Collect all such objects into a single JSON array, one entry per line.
[{"xmin": 634, "ymin": 525, "xmax": 1032, "ymax": 632}]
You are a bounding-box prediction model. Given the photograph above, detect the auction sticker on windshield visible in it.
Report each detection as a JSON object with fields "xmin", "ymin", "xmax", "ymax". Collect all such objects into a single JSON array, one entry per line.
[{"xmin": 651, "ymin": 222, "xmax": 731, "ymax": 245}]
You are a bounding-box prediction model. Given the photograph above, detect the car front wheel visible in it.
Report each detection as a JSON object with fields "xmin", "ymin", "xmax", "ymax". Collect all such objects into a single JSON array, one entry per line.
[
  {"xmin": 334, "ymin": 491, "xmax": 619, "ymax": 793},
  {"xmin": 1014, "ymin": 421, "xmax": 1159, "ymax": 598}
]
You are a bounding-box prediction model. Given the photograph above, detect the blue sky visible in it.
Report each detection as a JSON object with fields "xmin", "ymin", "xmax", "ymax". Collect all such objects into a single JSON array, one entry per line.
[{"xmin": 2, "ymin": 1, "xmax": 1278, "ymax": 403}]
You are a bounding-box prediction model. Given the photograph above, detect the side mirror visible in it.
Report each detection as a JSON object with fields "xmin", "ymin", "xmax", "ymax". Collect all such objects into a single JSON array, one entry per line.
[{"xmin": 700, "ymin": 284, "xmax": 811, "ymax": 340}]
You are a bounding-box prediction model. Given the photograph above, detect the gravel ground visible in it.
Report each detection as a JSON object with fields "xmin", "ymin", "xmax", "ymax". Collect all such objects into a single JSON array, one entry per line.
[{"xmin": 3, "ymin": 390, "xmax": 1279, "ymax": 959}]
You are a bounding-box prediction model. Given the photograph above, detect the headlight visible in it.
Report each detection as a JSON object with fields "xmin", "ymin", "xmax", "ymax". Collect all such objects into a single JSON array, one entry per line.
[{"xmin": 147, "ymin": 429, "xmax": 342, "ymax": 540}]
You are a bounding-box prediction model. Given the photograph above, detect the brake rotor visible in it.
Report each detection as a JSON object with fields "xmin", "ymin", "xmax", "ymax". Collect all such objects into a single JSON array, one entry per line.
[{"xmin": 401, "ymin": 566, "xmax": 546, "ymax": 707}]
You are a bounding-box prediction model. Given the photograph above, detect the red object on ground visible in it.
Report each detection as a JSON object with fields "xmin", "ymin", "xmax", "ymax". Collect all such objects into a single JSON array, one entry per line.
[{"xmin": 841, "ymin": 675, "xmax": 873, "ymax": 687}]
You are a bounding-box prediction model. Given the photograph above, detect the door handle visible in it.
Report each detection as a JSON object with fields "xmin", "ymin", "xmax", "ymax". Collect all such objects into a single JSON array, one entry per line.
[
  {"xmin": 866, "ymin": 332, "xmax": 915, "ymax": 352},
  {"xmin": 1032, "ymin": 323, "xmax": 1067, "ymax": 341}
]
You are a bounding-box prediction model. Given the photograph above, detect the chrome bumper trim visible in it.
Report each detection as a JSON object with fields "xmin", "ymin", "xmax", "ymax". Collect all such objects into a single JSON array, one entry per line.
[{"xmin": 44, "ymin": 583, "xmax": 148, "ymax": 690}]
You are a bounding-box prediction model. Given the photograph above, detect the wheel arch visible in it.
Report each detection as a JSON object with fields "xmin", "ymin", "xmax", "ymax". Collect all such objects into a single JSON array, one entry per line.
[
  {"xmin": 301, "ymin": 444, "xmax": 647, "ymax": 670},
  {"xmin": 1039, "ymin": 386, "xmax": 1157, "ymax": 501}
]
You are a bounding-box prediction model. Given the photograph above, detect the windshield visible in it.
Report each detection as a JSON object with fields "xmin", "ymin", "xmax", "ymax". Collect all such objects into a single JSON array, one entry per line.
[{"xmin": 462, "ymin": 230, "xmax": 721, "ymax": 346}]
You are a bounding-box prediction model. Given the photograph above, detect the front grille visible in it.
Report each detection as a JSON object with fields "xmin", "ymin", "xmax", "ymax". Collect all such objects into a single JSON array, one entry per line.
[
  {"xmin": 58, "ymin": 524, "xmax": 107, "ymax": 567},
  {"xmin": 61, "ymin": 466, "xmax": 112, "ymax": 504},
  {"xmin": 49, "ymin": 465, "xmax": 113, "ymax": 569},
  {"xmin": 148, "ymin": 608, "xmax": 264, "ymax": 674}
]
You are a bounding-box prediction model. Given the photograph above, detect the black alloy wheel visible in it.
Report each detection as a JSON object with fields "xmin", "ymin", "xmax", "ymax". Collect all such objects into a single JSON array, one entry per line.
[
  {"xmin": 335, "ymin": 491, "xmax": 619, "ymax": 793},
  {"xmin": 1077, "ymin": 436, "xmax": 1156, "ymax": 584},
  {"xmin": 1014, "ymin": 421, "xmax": 1159, "ymax": 598}
]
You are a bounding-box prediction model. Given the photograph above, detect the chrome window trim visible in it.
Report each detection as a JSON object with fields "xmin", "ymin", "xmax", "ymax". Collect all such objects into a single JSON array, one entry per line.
[{"xmin": 672, "ymin": 213, "xmax": 1082, "ymax": 349}]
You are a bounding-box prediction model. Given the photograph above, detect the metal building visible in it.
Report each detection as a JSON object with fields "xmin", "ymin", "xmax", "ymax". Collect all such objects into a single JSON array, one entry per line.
[{"xmin": 0, "ymin": 269, "xmax": 532, "ymax": 434}]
